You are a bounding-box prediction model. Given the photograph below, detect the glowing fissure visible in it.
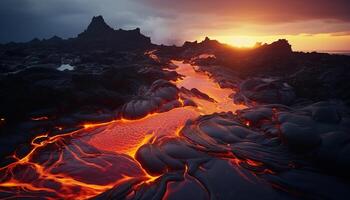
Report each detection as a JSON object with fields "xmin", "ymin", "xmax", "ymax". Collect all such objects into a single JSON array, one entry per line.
[{"xmin": 0, "ymin": 55, "xmax": 246, "ymax": 199}]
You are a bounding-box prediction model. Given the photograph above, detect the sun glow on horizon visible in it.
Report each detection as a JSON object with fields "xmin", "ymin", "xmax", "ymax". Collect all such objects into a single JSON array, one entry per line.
[
  {"xmin": 198, "ymin": 33, "xmax": 350, "ymax": 51},
  {"xmin": 218, "ymin": 35, "xmax": 258, "ymax": 48}
]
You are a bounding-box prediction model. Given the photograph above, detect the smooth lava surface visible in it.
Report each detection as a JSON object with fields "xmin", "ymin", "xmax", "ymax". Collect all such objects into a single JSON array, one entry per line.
[{"xmin": 172, "ymin": 60, "xmax": 246, "ymax": 114}]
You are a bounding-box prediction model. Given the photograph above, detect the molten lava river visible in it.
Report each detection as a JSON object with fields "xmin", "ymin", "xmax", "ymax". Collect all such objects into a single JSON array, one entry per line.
[{"xmin": 0, "ymin": 60, "xmax": 246, "ymax": 199}]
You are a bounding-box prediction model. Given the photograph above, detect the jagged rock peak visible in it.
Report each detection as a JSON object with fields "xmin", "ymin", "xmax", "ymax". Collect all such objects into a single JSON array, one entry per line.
[
  {"xmin": 87, "ymin": 15, "xmax": 113, "ymax": 32},
  {"xmin": 78, "ymin": 15, "xmax": 114, "ymax": 38},
  {"xmin": 76, "ymin": 15, "xmax": 152, "ymax": 49},
  {"xmin": 48, "ymin": 35, "xmax": 63, "ymax": 41},
  {"xmin": 78, "ymin": 16, "xmax": 144, "ymax": 38}
]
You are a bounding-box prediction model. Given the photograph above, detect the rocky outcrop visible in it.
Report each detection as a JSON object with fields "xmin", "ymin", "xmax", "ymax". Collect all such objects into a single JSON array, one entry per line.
[
  {"xmin": 255, "ymin": 39, "xmax": 292, "ymax": 56},
  {"xmin": 119, "ymin": 80, "xmax": 185, "ymax": 119},
  {"xmin": 78, "ymin": 16, "xmax": 114, "ymax": 38},
  {"xmin": 238, "ymin": 101, "xmax": 350, "ymax": 173},
  {"xmin": 75, "ymin": 15, "xmax": 151, "ymax": 50},
  {"xmin": 234, "ymin": 78, "xmax": 296, "ymax": 105}
]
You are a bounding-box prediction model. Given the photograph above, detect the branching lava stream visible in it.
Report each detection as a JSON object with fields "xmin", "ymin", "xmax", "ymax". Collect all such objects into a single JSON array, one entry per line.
[{"xmin": 0, "ymin": 58, "xmax": 246, "ymax": 199}]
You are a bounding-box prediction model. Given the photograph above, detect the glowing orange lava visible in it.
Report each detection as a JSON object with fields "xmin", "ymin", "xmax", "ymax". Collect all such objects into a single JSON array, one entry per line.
[
  {"xmin": 85, "ymin": 107, "xmax": 199, "ymax": 157},
  {"xmin": 171, "ymin": 60, "xmax": 246, "ymax": 114},
  {"xmin": 85, "ymin": 60, "xmax": 245, "ymax": 157},
  {"xmin": 0, "ymin": 57, "xmax": 246, "ymax": 199}
]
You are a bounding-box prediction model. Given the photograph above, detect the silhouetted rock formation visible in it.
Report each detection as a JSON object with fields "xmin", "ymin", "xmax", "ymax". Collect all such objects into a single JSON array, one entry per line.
[
  {"xmin": 1, "ymin": 15, "xmax": 152, "ymax": 51},
  {"xmin": 78, "ymin": 16, "xmax": 114, "ymax": 38},
  {"xmin": 180, "ymin": 38, "xmax": 295, "ymax": 79},
  {"xmin": 183, "ymin": 37, "xmax": 225, "ymax": 51},
  {"xmin": 75, "ymin": 15, "xmax": 151, "ymax": 50},
  {"xmin": 253, "ymin": 39, "xmax": 292, "ymax": 58}
]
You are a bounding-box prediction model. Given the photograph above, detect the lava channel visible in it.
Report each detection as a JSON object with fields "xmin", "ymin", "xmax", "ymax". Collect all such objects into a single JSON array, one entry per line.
[{"xmin": 0, "ymin": 59, "xmax": 245, "ymax": 199}]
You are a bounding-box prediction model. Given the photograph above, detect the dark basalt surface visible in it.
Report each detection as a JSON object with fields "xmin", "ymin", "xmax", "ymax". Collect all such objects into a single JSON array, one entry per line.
[
  {"xmin": 94, "ymin": 102, "xmax": 350, "ymax": 200},
  {"xmin": 119, "ymin": 80, "xmax": 180, "ymax": 119},
  {"xmin": 1, "ymin": 15, "xmax": 350, "ymax": 200},
  {"xmin": 234, "ymin": 78, "xmax": 296, "ymax": 106}
]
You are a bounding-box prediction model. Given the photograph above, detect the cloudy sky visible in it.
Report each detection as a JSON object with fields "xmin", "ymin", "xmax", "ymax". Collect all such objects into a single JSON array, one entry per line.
[{"xmin": 1, "ymin": 0, "xmax": 350, "ymax": 51}]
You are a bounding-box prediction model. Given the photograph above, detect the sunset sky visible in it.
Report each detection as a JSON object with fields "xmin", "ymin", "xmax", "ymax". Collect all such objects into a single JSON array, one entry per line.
[{"xmin": 1, "ymin": 0, "xmax": 350, "ymax": 51}]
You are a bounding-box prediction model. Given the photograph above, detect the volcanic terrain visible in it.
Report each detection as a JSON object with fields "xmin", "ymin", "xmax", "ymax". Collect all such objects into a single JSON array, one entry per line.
[{"xmin": 0, "ymin": 16, "xmax": 350, "ymax": 200}]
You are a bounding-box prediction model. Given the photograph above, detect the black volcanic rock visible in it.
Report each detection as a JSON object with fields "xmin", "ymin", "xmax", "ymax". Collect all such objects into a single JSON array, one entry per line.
[
  {"xmin": 234, "ymin": 78, "xmax": 296, "ymax": 105},
  {"xmin": 183, "ymin": 37, "xmax": 224, "ymax": 51},
  {"xmin": 75, "ymin": 15, "xmax": 152, "ymax": 50},
  {"xmin": 78, "ymin": 16, "xmax": 114, "ymax": 39},
  {"xmin": 119, "ymin": 80, "xmax": 180, "ymax": 119},
  {"xmin": 255, "ymin": 39, "xmax": 292, "ymax": 56}
]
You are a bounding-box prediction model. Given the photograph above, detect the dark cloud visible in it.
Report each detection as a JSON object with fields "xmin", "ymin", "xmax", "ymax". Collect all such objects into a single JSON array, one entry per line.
[
  {"xmin": 0, "ymin": 0, "xmax": 148, "ymax": 43},
  {"xmin": 0, "ymin": 0, "xmax": 350, "ymax": 44}
]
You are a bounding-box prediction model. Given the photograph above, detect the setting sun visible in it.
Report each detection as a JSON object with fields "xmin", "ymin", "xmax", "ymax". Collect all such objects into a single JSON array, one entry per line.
[
  {"xmin": 218, "ymin": 35, "xmax": 258, "ymax": 48},
  {"xmin": 199, "ymin": 33, "xmax": 350, "ymax": 51}
]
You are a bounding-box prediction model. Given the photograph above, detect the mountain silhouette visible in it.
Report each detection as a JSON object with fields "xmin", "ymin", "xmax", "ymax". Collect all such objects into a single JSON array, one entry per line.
[
  {"xmin": 76, "ymin": 15, "xmax": 151, "ymax": 50},
  {"xmin": 78, "ymin": 16, "xmax": 114, "ymax": 39}
]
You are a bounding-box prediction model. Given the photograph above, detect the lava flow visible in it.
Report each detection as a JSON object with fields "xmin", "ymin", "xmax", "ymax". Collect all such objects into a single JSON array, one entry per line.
[
  {"xmin": 171, "ymin": 60, "xmax": 246, "ymax": 114},
  {"xmin": 0, "ymin": 58, "xmax": 245, "ymax": 199}
]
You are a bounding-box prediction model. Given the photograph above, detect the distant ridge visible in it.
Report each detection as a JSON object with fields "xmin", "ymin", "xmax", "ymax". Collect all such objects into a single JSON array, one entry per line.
[
  {"xmin": 74, "ymin": 15, "xmax": 151, "ymax": 49},
  {"xmin": 318, "ymin": 50, "xmax": 350, "ymax": 56},
  {"xmin": 1, "ymin": 15, "xmax": 152, "ymax": 51}
]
